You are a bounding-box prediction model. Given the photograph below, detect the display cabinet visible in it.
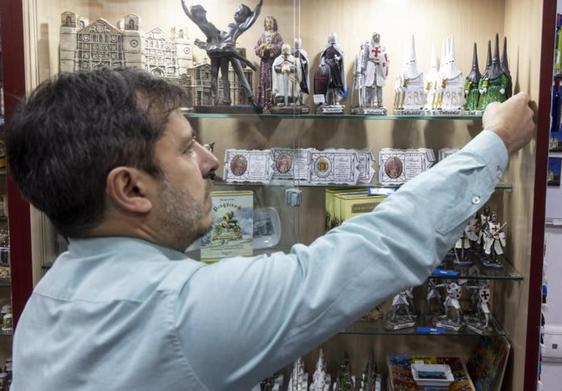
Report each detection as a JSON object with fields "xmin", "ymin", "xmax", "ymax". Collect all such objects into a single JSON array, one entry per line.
[{"xmin": 0, "ymin": 0, "xmax": 553, "ymax": 389}]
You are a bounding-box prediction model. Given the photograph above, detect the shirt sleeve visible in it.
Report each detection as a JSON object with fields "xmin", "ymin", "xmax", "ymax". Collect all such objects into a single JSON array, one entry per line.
[{"xmin": 173, "ymin": 130, "xmax": 508, "ymax": 390}]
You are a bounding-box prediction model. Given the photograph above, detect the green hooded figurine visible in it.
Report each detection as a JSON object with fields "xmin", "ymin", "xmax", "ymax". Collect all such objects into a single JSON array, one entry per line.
[
  {"xmin": 464, "ymin": 42, "xmax": 481, "ymax": 111},
  {"xmin": 477, "ymin": 34, "xmax": 511, "ymax": 110}
]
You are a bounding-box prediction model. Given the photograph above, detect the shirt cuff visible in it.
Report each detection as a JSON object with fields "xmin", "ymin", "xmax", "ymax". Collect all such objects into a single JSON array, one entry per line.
[{"xmin": 462, "ymin": 129, "xmax": 509, "ymax": 182}]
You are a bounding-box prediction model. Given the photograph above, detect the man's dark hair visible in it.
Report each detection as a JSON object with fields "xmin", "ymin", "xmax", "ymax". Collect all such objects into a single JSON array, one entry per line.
[{"xmin": 6, "ymin": 67, "xmax": 186, "ymax": 237}]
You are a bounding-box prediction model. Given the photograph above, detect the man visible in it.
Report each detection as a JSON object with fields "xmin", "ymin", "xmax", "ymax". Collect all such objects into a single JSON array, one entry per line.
[{"xmin": 7, "ymin": 68, "xmax": 534, "ymax": 390}]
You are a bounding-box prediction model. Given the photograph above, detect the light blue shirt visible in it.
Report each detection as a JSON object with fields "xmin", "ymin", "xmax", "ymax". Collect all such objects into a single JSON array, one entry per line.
[{"xmin": 12, "ymin": 130, "xmax": 507, "ymax": 390}]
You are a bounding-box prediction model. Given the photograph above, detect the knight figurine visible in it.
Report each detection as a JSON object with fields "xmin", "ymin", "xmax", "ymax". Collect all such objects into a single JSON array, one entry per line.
[
  {"xmin": 465, "ymin": 281, "xmax": 493, "ymax": 334},
  {"xmin": 363, "ymin": 32, "xmax": 389, "ymax": 114},
  {"xmin": 292, "ymin": 38, "xmax": 310, "ymax": 109},
  {"xmin": 384, "ymin": 287, "xmax": 417, "ymax": 330},
  {"xmin": 314, "ymin": 33, "xmax": 346, "ymax": 114},
  {"xmin": 464, "ymin": 42, "xmax": 482, "ymax": 112},
  {"xmin": 271, "ymin": 43, "xmax": 309, "ymax": 114},
  {"xmin": 394, "ymin": 35, "xmax": 426, "ymax": 114},
  {"xmin": 482, "ymin": 212, "xmax": 506, "ymax": 268},
  {"xmin": 453, "ymin": 221, "xmax": 473, "ymax": 265},
  {"xmin": 477, "ymin": 34, "xmax": 511, "ymax": 110},
  {"xmin": 426, "ymin": 278, "xmax": 445, "ymax": 318},
  {"xmin": 435, "ymin": 281, "xmax": 464, "ymax": 332}
]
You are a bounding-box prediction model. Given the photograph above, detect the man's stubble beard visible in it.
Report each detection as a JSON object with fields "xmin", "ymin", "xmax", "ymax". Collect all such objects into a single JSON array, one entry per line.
[{"xmin": 158, "ymin": 178, "xmax": 211, "ymax": 250}]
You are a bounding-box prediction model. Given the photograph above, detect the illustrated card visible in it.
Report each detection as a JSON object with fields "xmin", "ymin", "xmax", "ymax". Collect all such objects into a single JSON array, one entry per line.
[
  {"xmin": 224, "ymin": 149, "xmax": 273, "ymax": 183},
  {"xmin": 309, "ymin": 150, "xmax": 359, "ymax": 185},
  {"xmin": 270, "ymin": 148, "xmax": 310, "ymax": 182}
]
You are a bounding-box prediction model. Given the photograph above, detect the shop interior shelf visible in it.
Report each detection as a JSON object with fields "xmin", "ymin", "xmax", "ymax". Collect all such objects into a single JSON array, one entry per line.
[{"xmin": 341, "ymin": 315, "xmax": 506, "ymax": 337}]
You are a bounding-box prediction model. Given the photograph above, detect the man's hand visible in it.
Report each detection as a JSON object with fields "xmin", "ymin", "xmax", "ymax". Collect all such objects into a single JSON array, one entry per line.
[{"xmin": 483, "ymin": 92, "xmax": 536, "ymax": 153}]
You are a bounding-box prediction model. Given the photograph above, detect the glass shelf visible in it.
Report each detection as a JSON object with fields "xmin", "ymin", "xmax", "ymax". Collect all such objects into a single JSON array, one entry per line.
[
  {"xmin": 431, "ymin": 256, "xmax": 523, "ymax": 281},
  {"xmin": 340, "ymin": 315, "xmax": 505, "ymax": 337},
  {"xmin": 211, "ymin": 180, "xmax": 513, "ymax": 192},
  {"xmin": 182, "ymin": 109, "xmax": 482, "ymax": 121}
]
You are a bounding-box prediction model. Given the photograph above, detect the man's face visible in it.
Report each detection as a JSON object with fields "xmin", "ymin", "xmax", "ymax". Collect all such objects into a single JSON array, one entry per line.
[{"xmin": 151, "ymin": 110, "xmax": 219, "ymax": 250}]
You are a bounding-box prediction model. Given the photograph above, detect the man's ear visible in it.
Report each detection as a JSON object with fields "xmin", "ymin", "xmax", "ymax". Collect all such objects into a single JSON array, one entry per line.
[{"xmin": 105, "ymin": 167, "xmax": 153, "ymax": 213}]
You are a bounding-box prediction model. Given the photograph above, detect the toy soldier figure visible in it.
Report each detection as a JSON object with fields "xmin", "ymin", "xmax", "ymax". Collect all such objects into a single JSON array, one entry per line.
[
  {"xmin": 394, "ymin": 35, "xmax": 426, "ymax": 113},
  {"xmin": 426, "ymin": 278, "xmax": 444, "ymax": 317},
  {"xmin": 464, "ymin": 42, "xmax": 482, "ymax": 111},
  {"xmin": 435, "ymin": 281, "xmax": 464, "ymax": 332},
  {"xmin": 477, "ymin": 33, "xmax": 511, "ymax": 110},
  {"xmin": 364, "ymin": 32, "xmax": 389, "ymax": 113},
  {"xmin": 466, "ymin": 281, "xmax": 492, "ymax": 334},
  {"xmin": 439, "ymin": 37, "xmax": 465, "ymax": 112},
  {"xmin": 453, "ymin": 221, "xmax": 473, "ymax": 265},
  {"xmin": 482, "ymin": 212, "xmax": 507, "ymax": 268},
  {"xmin": 182, "ymin": 0, "xmax": 262, "ymax": 111},
  {"xmin": 254, "ymin": 16, "xmax": 283, "ymax": 111},
  {"xmin": 314, "ymin": 33, "xmax": 346, "ymax": 114},
  {"xmin": 351, "ymin": 41, "xmax": 368, "ymax": 113},
  {"xmin": 310, "ymin": 350, "xmax": 331, "ymax": 391},
  {"xmin": 385, "ymin": 288, "xmax": 417, "ymax": 330},
  {"xmin": 271, "ymin": 44, "xmax": 309, "ymax": 114}
]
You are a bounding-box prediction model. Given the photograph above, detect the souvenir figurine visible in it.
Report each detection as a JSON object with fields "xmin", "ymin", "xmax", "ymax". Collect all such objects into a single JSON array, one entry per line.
[
  {"xmin": 384, "ymin": 288, "xmax": 417, "ymax": 330},
  {"xmin": 465, "ymin": 213, "xmax": 481, "ymax": 252},
  {"xmin": 502, "ymin": 36, "xmax": 513, "ymax": 99},
  {"xmin": 351, "ymin": 41, "xmax": 369, "ymax": 113},
  {"xmin": 424, "ymin": 45, "xmax": 441, "ymax": 111},
  {"xmin": 426, "ymin": 278, "xmax": 445, "ymax": 317},
  {"xmin": 361, "ymin": 32, "xmax": 389, "ymax": 114},
  {"xmin": 435, "ymin": 281, "xmax": 464, "ymax": 332},
  {"xmin": 310, "ymin": 350, "xmax": 331, "ymax": 391},
  {"xmin": 464, "ymin": 43, "xmax": 482, "ymax": 111},
  {"xmin": 271, "ymin": 44, "xmax": 309, "ymax": 114},
  {"xmin": 358, "ymin": 352, "xmax": 382, "ymax": 391},
  {"xmin": 453, "ymin": 222, "xmax": 473, "ymax": 265},
  {"xmin": 292, "ymin": 38, "xmax": 310, "ymax": 108},
  {"xmin": 255, "ymin": 16, "xmax": 283, "ymax": 111},
  {"xmin": 477, "ymin": 34, "xmax": 510, "ymax": 110},
  {"xmin": 182, "ymin": 0, "xmax": 262, "ymax": 111},
  {"xmin": 288, "ymin": 357, "xmax": 308, "ymax": 391},
  {"xmin": 482, "ymin": 212, "xmax": 506, "ymax": 268},
  {"xmin": 314, "ymin": 33, "xmax": 346, "ymax": 114},
  {"xmin": 394, "ymin": 35, "xmax": 426, "ymax": 113},
  {"xmin": 465, "ymin": 281, "xmax": 493, "ymax": 334},
  {"xmin": 333, "ymin": 354, "xmax": 355, "ymax": 391},
  {"xmin": 439, "ymin": 37, "xmax": 465, "ymax": 112}
]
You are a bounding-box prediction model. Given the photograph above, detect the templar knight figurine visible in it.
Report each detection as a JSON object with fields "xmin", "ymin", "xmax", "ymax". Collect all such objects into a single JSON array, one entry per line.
[
  {"xmin": 424, "ymin": 45, "xmax": 441, "ymax": 111},
  {"xmin": 435, "ymin": 281, "xmax": 464, "ymax": 332},
  {"xmin": 394, "ymin": 35, "xmax": 426, "ymax": 113},
  {"xmin": 362, "ymin": 32, "xmax": 389, "ymax": 114},
  {"xmin": 352, "ymin": 41, "xmax": 368, "ymax": 112},
  {"xmin": 310, "ymin": 350, "xmax": 331, "ymax": 391},
  {"xmin": 314, "ymin": 33, "xmax": 346, "ymax": 114},
  {"xmin": 439, "ymin": 37, "xmax": 465, "ymax": 112},
  {"xmin": 482, "ymin": 212, "xmax": 506, "ymax": 268},
  {"xmin": 292, "ymin": 38, "xmax": 310, "ymax": 108},
  {"xmin": 465, "ymin": 281, "xmax": 493, "ymax": 334},
  {"xmin": 384, "ymin": 288, "xmax": 417, "ymax": 330},
  {"xmin": 453, "ymin": 221, "xmax": 473, "ymax": 266},
  {"xmin": 464, "ymin": 43, "xmax": 482, "ymax": 111},
  {"xmin": 477, "ymin": 34, "xmax": 511, "ymax": 110},
  {"xmin": 271, "ymin": 43, "xmax": 309, "ymax": 114},
  {"xmin": 426, "ymin": 278, "xmax": 445, "ymax": 318},
  {"xmin": 182, "ymin": 0, "xmax": 262, "ymax": 111},
  {"xmin": 254, "ymin": 15, "xmax": 283, "ymax": 111}
]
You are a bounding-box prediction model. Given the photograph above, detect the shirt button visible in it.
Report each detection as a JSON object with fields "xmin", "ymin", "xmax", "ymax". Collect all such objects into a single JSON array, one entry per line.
[{"xmin": 472, "ymin": 196, "xmax": 481, "ymax": 205}]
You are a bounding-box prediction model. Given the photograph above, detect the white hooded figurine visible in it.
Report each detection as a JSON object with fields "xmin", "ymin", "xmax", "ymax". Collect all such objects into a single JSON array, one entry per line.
[
  {"xmin": 310, "ymin": 350, "xmax": 331, "ymax": 391},
  {"xmin": 439, "ymin": 37, "xmax": 465, "ymax": 111},
  {"xmin": 424, "ymin": 44, "xmax": 441, "ymax": 110},
  {"xmin": 394, "ymin": 34, "xmax": 426, "ymax": 111}
]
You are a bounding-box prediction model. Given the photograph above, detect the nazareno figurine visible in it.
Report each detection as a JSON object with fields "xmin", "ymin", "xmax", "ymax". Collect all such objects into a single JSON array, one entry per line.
[
  {"xmin": 384, "ymin": 288, "xmax": 417, "ymax": 330},
  {"xmin": 477, "ymin": 33, "xmax": 511, "ymax": 110},
  {"xmin": 288, "ymin": 357, "xmax": 308, "ymax": 391},
  {"xmin": 394, "ymin": 35, "xmax": 426, "ymax": 113},
  {"xmin": 314, "ymin": 33, "xmax": 346, "ymax": 114},
  {"xmin": 482, "ymin": 212, "xmax": 506, "ymax": 268},
  {"xmin": 182, "ymin": 0, "xmax": 262, "ymax": 112},
  {"xmin": 310, "ymin": 350, "xmax": 331, "ymax": 391},
  {"xmin": 293, "ymin": 38, "xmax": 310, "ymax": 107},
  {"xmin": 464, "ymin": 42, "xmax": 482, "ymax": 111},
  {"xmin": 435, "ymin": 281, "xmax": 464, "ymax": 332},
  {"xmin": 439, "ymin": 37, "xmax": 465, "ymax": 113},
  {"xmin": 254, "ymin": 16, "xmax": 283, "ymax": 111},
  {"xmin": 424, "ymin": 45, "xmax": 441, "ymax": 111},
  {"xmin": 271, "ymin": 44, "xmax": 309, "ymax": 114}
]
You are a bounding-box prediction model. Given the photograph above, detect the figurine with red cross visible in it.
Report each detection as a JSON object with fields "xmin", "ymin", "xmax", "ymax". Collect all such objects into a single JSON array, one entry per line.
[{"xmin": 364, "ymin": 32, "xmax": 389, "ymax": 113}]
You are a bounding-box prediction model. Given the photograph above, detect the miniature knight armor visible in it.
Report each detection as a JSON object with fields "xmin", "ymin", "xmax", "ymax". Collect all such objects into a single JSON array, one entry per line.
[{"xmin": 272, "ymin": 44, "xmax": 301, "ymax": 106}]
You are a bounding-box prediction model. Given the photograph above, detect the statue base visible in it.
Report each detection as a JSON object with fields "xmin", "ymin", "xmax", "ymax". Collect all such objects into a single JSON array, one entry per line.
[
  {"xmin": 481, "ymin": 258, "xmax": 504, "ymax": 268},
  {"xmin": 318, "ymin": 104, "xmax": 345, "ymax": 114},
  {"xmin": 193, "ymin": 105, "xmax": 261, "ymax": 114},
  {"xmin": 465, "ymin": 318, "xmax": 493, "ymax": 335},
  {"xmin": 384, "ymin": 318, "xmax": 416, "ymax": 330},
  {"xmin": 352, "ymin": 106, "xmax": 387, "ymax": 115},
  {"xmin": 394, "ymin": 108, "xmax": 423, "ymax": 116},
  {"xmin": 270, "ymin": 105, "xmax": 310, "ymax": 115},
  {"xmin": 435, "ymin": 319, "xmax": 464, "ymax": 332}
]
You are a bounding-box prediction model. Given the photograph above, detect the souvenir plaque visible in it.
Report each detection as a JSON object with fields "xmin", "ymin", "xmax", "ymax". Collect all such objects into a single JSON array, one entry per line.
[
  {"xmin": 309, "ymin": 150, "xmax": 359, "ymax": 185},
  {"xmin": 271, "ymin": 148, "xmax": 309, "ymax": 182},
  {"xmin": 438, "ymin": 148, "xmax": 460, "ymax": 161},
  {"xmin": 379, "ymin": 148, "xmax": 435, "ymax": 185},
  {"xmin": 356, "ymin": 150, "xmax": 376, "ymax": 184},
  {"xmin": 224, "ymin": 149, "xmax": 273, "ymax": 183}
]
